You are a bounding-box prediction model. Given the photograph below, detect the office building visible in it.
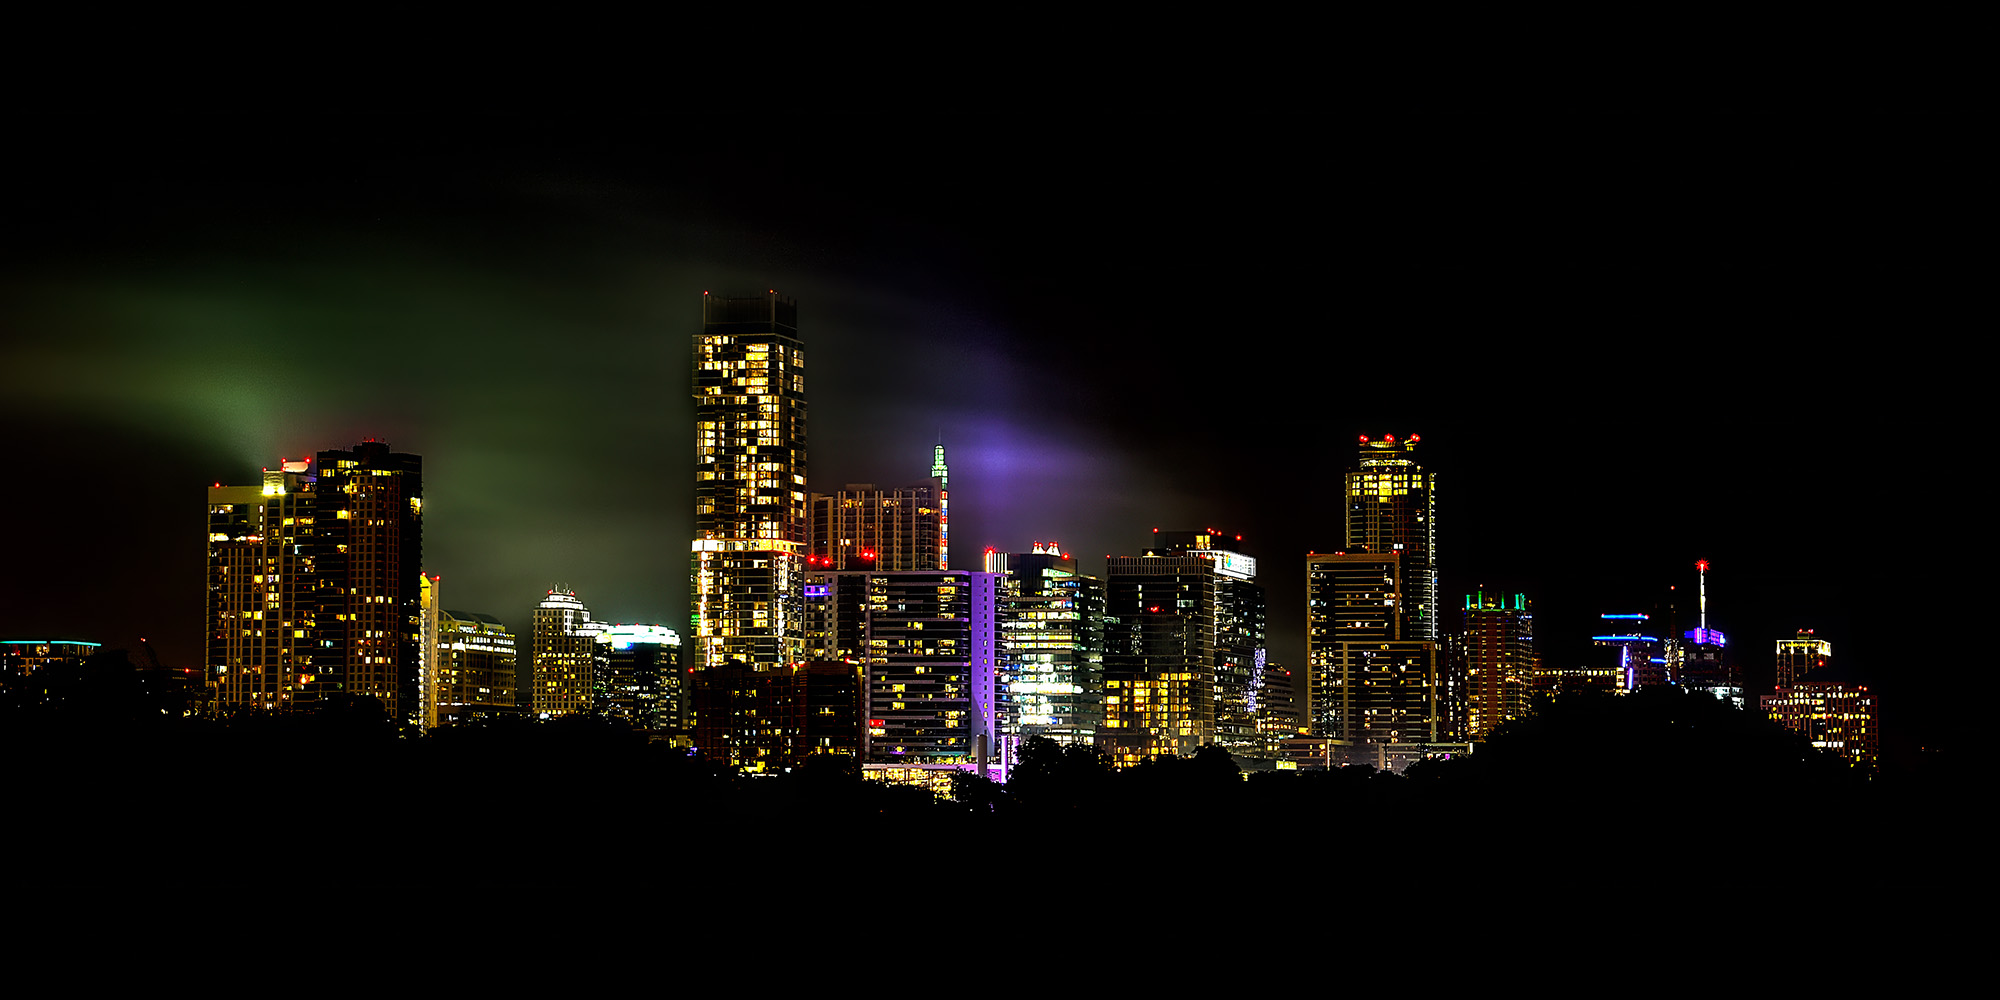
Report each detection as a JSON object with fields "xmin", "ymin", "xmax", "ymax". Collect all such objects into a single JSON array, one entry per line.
[
  {"xmin": 989, "ymin": 543, "xmax": 1106, "ymax": 748},
  {"xmin": 1307, "ymin": 434, "xmax": 1463, "ymax": 751},
  {"xmin": 595, "ymin": 623, "xmax": 682, "ymax": 730},
  {"xmin": 312, "ymin": 441, "xmax": 425, "ymax": 722},
  {"xmin": 1, "ymin": 640, "xmax": 102, "ymax": 679},
  {"xmin": 691, "ymin": 660, "xmax": 864, "ymax": 772},
  {"xmin": 1462, "ymin": 591, "xmax": 1536, "ymax": 739},
  {"xmin": 1775, "ymin": 630, "xmax": 1833, "ymax": 691},
  {"xmin": 1346, "ymin": 434, "xmax": 1437, "ymax": 636},
  {"xmin": 691, "ymin": 290, "xmax": 808, "ymax": 672},
  {"xmin": 805, "ymin": 569, "xmax": 1003, "ymax": 768},
  {"xmin": 206, "ymin": 441, "xmax": 423, "ymax": 723},
  {"xmin": 207, "ymin": 459, "xmax": 320, "ymax": 712},
  {"xmin": 432, "ymin": 603, "xmax": 519, "ymax": 727},
  {"xmin": 1762, "ymin": 666, "xmax": 1878, "ymax": 770},
  {"xmin": 1675, "ymin": 560, "xmax": 1742, "ymax": 708},
  {"xmin": 1103, "ymin": 530, "xmax": 1267, "ymax": 763},
  {"xmin": 532, "ymin": 588, "xmax": 604, "ymax": 718},
  {"xmin": 1593, "ymin": 613, "xmax": 1664, "ymax": 690},
  {"xmin": 810, "ymin": 471, "xmax": 947, "ymax": 572}
]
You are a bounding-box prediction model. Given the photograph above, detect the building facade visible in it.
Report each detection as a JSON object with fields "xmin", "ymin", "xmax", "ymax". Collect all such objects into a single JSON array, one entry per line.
[
  {"xmin": 810, "ymin": 480, "xmax": 947, "ymax": 572},
  {"xmin": 989, "ymin": 544, "xmax": 1106, "ymax": 748},
  {"xmin": 1103, "ymin": 531, "xmax": 1267, "ymax": 763},
  {"xmin": 532, "ymin": 589, "xmax": 604, "ymax": 719},
  {"xmin": 1307, "ymin": 435, "xmax": 1463, "ymax": 750},
  {"xmin": 691, "ymin": 291, "xmax": 808, "ymax": 672},
  {"xmin": 1762, "ymin": 672, "xmax": 1878, "ymax": 770},
  {"xmin": 206, "ymin": 442, "xmax": 423, "ymax": 724},
  {"xmin": 595, "ymin": 623, "xmax": 682, "ymax": 730},
  {"xmin": 433, "ymin": 606, "xmax": 519, "ymax": 726},
  {"xmin": 1462, "ymin": 591, "xmax": 1536, "ymax": 739},
  {"xmin": 1775, "ymin": 630, "xmax": 1833, "ymax": 691},
  {"xmin": 1593, "ymin": 613, "xmax": 1663, "ymax": 690},
  {"xmin": 805, "ymin": 569, "xmax": 1003, "ymax": 767}
]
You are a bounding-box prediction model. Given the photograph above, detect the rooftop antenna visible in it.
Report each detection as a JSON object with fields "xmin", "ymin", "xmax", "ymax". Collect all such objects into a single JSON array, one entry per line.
[{"xmin": 1696, "ymin": 559, "xmax": 1709, "ymax": 630}]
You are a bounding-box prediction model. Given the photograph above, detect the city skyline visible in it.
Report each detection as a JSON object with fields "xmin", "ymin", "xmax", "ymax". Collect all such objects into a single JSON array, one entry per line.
[{"xmin": 2, "ymin": 117, "xmax": 1962, "ymax": 760}]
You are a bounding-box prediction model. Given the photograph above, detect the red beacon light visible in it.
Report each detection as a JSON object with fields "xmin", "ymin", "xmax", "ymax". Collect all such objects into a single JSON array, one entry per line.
[
  {"xmin": 1384, "ymin": 434, "xmax": 1395, "ymax": 443},
  {"xmin": 1358, "ymin": 435, "xmax": 1369, "ymax": 443},
  {"xmin": 1409, "ymin": 434, "xmax": 1420, "ymax": 443}
]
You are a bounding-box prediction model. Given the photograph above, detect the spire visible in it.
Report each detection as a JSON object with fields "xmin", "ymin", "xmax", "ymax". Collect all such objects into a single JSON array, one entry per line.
[{"xmin": 931, "ymin": 441, "xmax": 948, "ymax": 488}]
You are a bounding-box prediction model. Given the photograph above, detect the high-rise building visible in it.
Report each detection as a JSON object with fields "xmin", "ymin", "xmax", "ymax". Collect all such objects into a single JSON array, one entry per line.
[
  {"xmin": 988, "ymin": 543, "xmax": 1106, "ymax": 748},
  {"xmin": 805, "ymin": 569, "xmax": 1003, "ymax": 767},
  {"xmin": 532, "ymin": 588, "xmax": 604, "ymax": 718},
  {"xmin": 1775, "ymin": 630, "xmax": 1833, "ymax": 691},
  {"xmin": 206, "ymin": 442, "xmax": 423, "ymax": 723},
  {"xmin": 1593, "ymin": 613, "xmax": 1664, "ymax": 690},
  {"xmin": 1675, "ymin": 560, "xmax": 1742, "ymax": 708},
  {"xmin": 810, "ymin": 476, "xmax": 947, "ymax": 571},
  {"xmin": 1762, "ymin": 664, "xmax": 1878, "ymax": 770},
  {"xmin": 312, "ymin": 441, "xmax": 424, "ymax": 723},
  {"xmin": 691, "ymin": 291, "xmax": 808, "ymax": 672},
  {"xmin": 1462, "ymin": 591, "xmax": 1536, "ymax": 739},
  {"xmin": 690, "ymin": 661, "xmax": 865, "ymax": 772},
  {"xmin": 1307, "ymin": 434, "xmax": 1462, "ymax": 751},
  {"xmin": 432, "ymin": 605, "xmax": 519, "ymax": 727},
  {"xmin": 1103, "ymin": 530, "xmax": 1266, "ymax": 763},
  {"xmin": 594, "ymin": 623, "xmax": 682, "ymax": 730},
  {"xmin": 1345, "ymin": 434, "xmax": 1436, "ymax": 637},
  {"xmin": 208, "ymin": 459, "xmax": 320, "ymax": 712}
]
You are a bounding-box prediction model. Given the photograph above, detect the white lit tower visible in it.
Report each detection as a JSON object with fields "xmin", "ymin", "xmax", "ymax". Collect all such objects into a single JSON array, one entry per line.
[{"xmin": 691, "ymin": 291, "xmax": 808, "ymax": 671}]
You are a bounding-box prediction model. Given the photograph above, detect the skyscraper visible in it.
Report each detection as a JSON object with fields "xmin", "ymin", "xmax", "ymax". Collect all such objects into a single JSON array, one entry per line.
[
  {"xmin": 532, "ymin": 588, "xmax": 603, "ymax": 718},
  {"xmin": 1461, "ymin": 591, "xmax": 1536, "ymax": 739},
  {"xmin": 208, "ymin": 459, "xmax": 320, "ymax": 712},
  {"xmin": 313, "ymin": 440, "xmax": 425, "ymax": 723},
  {"xmin": 595, "ymin": 623, "xmax": 682, "ymax": 729},
  {"xmin": 805, "ymin": 569, "xmax": 1003, "ymax": 767},
  {"xmin": 434, "ymin": 609, "xmax": 518, "ymax": 725},
  {"xmin": 1775, "ymin": 630, "xmax": 1833, "ymax": 691},
  {"xmin": 692, "ymin": 290, "xmax": 808, "ymax": 671},
  {"xmin": 1103, "ymin": 530, "xmax": 1266, "ymax": 763},
  {"xmin": 1675, "ymin": 560, "xmax": 1741, "ymax": 708},
  {"xmin": 989, "ymin": 543, "xmax": 1106, "ymax": 748},
  {"xmin": 1308, "ymin": 434, "xmax": 1462, "ymax": 750},
  {"xmin": 1344, "ymin": 434, "xmax": 1436, "ymax": 637},
  {"xmin": 206, "ymin": 441, "xmax": 423, "ymax": 724},
  {"xmin": 810, "ymin": 477, "xmax": 947, "ymax": 572}
]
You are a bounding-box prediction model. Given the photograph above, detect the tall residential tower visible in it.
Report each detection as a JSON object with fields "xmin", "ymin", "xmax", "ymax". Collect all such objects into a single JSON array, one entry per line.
[
  {"xmin": 691, "ymin": 291, "xmax": 808, "ymax": 671},
  {"xmin": 1308, "ymin": 434, "xmax": 1462, "ymax": 748},
  {"xmin": 206, "ymin": 441, "xmax": 424, "ymax": 725}
]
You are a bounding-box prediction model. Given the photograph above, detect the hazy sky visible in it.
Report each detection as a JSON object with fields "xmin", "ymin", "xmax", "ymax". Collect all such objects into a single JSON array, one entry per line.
[{"xmin": 1, "ymin": 116, "xmax": 1968, "ymax": 751}]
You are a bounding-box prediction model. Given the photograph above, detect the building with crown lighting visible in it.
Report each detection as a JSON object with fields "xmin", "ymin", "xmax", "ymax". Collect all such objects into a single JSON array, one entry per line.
[
  {"xmin": 989, "ymin": 544, "xmax": 1105, "ymax": 749},
  {"xmin": 1462, "ymin": 591, "xmax": 1535, "ymax": 739},
  {"xmin": 1775, "ymin": 630, "xmax": 1833, "ymax": 691},
  {"xmin": 691, "ymin": 291, "xmax": 808, "ymax": 672},
  {"xmin": 1306, "ymin": 435, "xmax": 1464, "ymax": 757},
  {"xmin": 595, "ymin": 623, "xmax": 682, "ymax": 730},
  {"xmin": 532, "ymin": 589, "xmax": 604, "ymax": 718},
  {"xmin": 206, "ymin": 442, "xmax": 423, "ymax": 722},
  {"xmin": 1103, "ymin": 530, "xmax": 1266, "ymax": 763},
  {"xmin": 1592, "ymin": 613, "xmax": 1663, "ymax": 691}
]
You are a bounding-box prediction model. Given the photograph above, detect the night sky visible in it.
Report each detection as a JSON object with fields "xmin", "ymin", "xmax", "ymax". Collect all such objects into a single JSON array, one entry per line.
[{"xmin": 2, "ymin": 117, "xmax": 1967, "ymax": 757}]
